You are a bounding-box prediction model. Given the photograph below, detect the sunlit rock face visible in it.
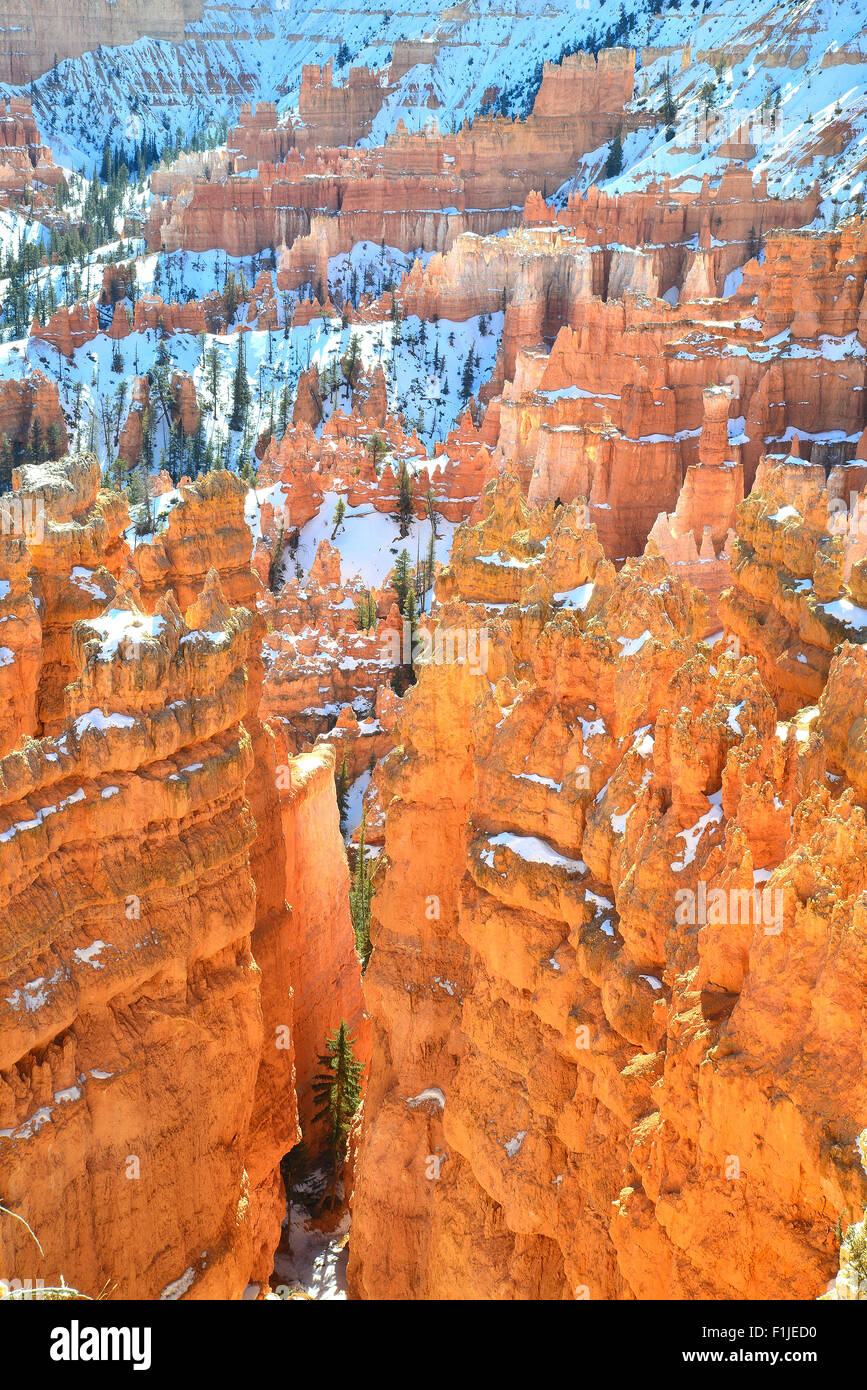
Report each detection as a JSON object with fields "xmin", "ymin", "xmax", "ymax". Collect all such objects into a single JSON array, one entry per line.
[
  {"xmin": 145, "ymin": 48, "xmax": 638, "ymax": 261},
  {"xmin": 0, "ymin": 455, "xmax": 364, "ymax": 1299},
  {"xmin": 348, "ymin": 470, "xmax": 867, "ymax": 1301}
]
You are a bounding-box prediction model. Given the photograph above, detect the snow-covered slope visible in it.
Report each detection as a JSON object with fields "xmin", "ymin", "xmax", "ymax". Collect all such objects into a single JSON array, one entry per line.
[
  {"xmin": 8, "ymin": 0, "xmax": 867, "ymax": 208},
  {"xmin": 7, "ymin": 0, "xmax": 642, "ymax": 169}
]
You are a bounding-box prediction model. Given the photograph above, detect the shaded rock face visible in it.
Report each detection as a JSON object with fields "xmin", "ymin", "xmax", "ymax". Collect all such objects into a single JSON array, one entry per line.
[
  {"xmin": 298, "ymin": 60, "xmax": 385, "ymax": 150},
  {"xmin": 0, "ymin": 0, "xmax": 204, "ymax": 82},
  {"xmin": 348, "ymin": 469, "xmax": 867, "ymax": 1301},
  {"xmin": 0, "ymin": 375, "xmax": 68, "ymax": 485},
  {"xmin": 0, "ymin": 455, "xmax": 364, "ymax": 1299},
  {"xmin": 228, "ymin": 102, "xmax": 294, "ymax": 174}
]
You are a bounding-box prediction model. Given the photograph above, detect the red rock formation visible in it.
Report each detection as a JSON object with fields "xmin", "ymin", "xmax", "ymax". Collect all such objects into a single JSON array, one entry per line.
[
  {"xmin": 525, "ymin": 166, "xmax": 819, "ymax": 296},
  {"xmin": 292, "ymin": 366, "xmax": 324, "ymax": 430},
  {"xmin": 0, "ymin": 97, "xmax": 62, "ymax": 204},
  {"xmin": 297, "ymin": 60, "xmax": 385, "ymax": 151},
  {"xmin": 351, "ymin": 364, "xmax": 387, "ymax": 426},
  {"xmin": 349, "ymin": 469, "xmax": 867, "ymax": 1300},
  {"xmin": 0, "ymin": 530, "xmax": 40, "ymax": 756},
  {"xmin": 0, "ymin": 374, "xmax": 67, "ymax": 459},
  {"xmin": 171, "ymin": 370, "xmax": 201, "ymax": 437},
  {"xmin": 148, "ymin": 49, "xmax": 639, "ymax": 260},
  {"xmin": 31, "ymin": 304, "xmax": 101, "ymax": 358},
  {"xmin": 719, "ymin": 444, "xmax": 867, "ymax": 715},
  {"xmin": 229, "ymin": 102, "xmax": 295, "ymax": 173},
  {"xmin": 117, "ymin": 376, "xmax": 149, "ymax": 467},
  {"xmin": 260, "ymin": 531, "xmax": 399, "ymax": 755},
  {"xmin": 646, "ymin": 386, "xmax": 743, "ymax": 631},
  {"xmin": 0, "ymin": 453, "xmax": 365, "ymax": 1298}
]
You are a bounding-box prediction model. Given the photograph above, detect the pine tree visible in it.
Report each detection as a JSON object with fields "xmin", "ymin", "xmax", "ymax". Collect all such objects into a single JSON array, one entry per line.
[
  {"xmin": 312, "ymin": 1022, "xmax": 363, "ymax": 1209},
  {"xmin": 355, "ymin": 590, "xmax": 377, "ymax": 631},
  {"xmin": 336, "ymin": 752, "xmax": 350, "ymax": 829},
  {"xmin": 229, "ymin": 334, "xmax": 251, "ymax": 432},
  {"xmin": 277, "ymin": 383, "xmax": 291, "ymax": 438},
  {"xmin": 342, "ymin": 332, "xmax": 362, "ymax": 386},
  {"xmin": 367, "ymin": 431, "xmax": 386, "ymax": 472},
  {"xmin": 331, "ymin": 496, "xmax": 346, "ymax": 536},
  {"xmin": 460, "ymin": 347, "xmax": 475, "ymax": 403},
  {"xmin": 268, "ymin": 521, "xmax": 286, "ymax": 593},
  {"xmin": 605, "ymin": 132, "xmax": 623, "ymax": 178},
  {"xmin": 404, "ymin": 585, "xmax": 419, "ymax": 670},
  {"xmin": 204, "ymin": 345, "xmax": 221, "ymax": 418},
  {"xmin": 395, "ymin": 458, "xmax": 414, "ymax": 536},
  {"xmin": 350, "ymin": 810, "xmax": 374, "ymax": 971},
  {"xmin": 0, "ymin": 434, "xmax": 12, "ymax": 493},
  {"xmin": 392, "ymin": 548, "xmax": 411, "ymax": 613},
  {"xmin": 140, "ymin": 406, "xmax": 154, "ymax": 475},
  {"xmin": 390, "ymin": 293, "xmax": 402, "ymax": 345},
  {"xmin": 223, "ymin": 270, "xmax": 239, "ymax": 322},
  {"xmin": 661, "ymin": 65, "xmax": 679, "ymax": 132},
  {"xmin": 425, "ymin": 524, "xmax": 436, "ymax": 600},
  {"xmin": 190, "ymin": 420, "xmax": 206, "ymax": 477}
]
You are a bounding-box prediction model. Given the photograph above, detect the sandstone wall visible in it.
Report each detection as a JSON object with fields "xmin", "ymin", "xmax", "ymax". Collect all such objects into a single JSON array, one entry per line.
[
  {"xmin": 0, "ymin": 455, "xmax": 364, "ymax": 1298},
  {"xmin": 349, "ymin": 470, "xmax": 867, "ymax": 1300}
]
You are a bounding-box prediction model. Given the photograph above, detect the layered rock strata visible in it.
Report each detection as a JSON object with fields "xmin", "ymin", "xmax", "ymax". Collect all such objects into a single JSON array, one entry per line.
[
  {"xmin": 0, "ymin": 454, "xmax": 364, "ymax": 1299},
  {"xmin": 349, "ymin": 470, "xmax": 867, "ymax": 1301}
]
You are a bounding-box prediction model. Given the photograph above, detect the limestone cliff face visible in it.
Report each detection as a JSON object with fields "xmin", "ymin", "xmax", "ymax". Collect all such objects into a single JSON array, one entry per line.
[
  {"xmin": 0, "ymin": 455, "xmax": 364, "ymax": 1299},
  {"xmin": 349, "ymin": 470, "xmax": 867, "ymax": 1300}
]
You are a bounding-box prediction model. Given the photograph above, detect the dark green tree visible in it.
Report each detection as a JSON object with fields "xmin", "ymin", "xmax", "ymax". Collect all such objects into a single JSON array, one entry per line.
[
  {"xmin": 355, "ymin": 590, "xmax": 377, "ymax": 631},
  {"xmin": 392, "ymin": 548, "xmax": 411, "ymax": 612},
  {"xmin": 404, "ymin": 584, "xmax": 419, "ymax": 672},
  {"xmin": 367, "ymin": 430, "xmax": 386, "ymax": 472},
  {"xmin": 459, "ymin": 346, "xmax": 476, "ymax": 403},
  {"xmin": 424, "ymin": 523, "xmax": 436, "ymax": 598},
  {"xmin": 350, "ymin": 810, "xmax": 374, "ymax": 972},
  {"xmin": 266, "ymin": 521, "xmax": 285, "ymax": 593},
  {"xmin": 660, "ymin": 65, "xmax": 679, "ymax": 129},
  {"xmin": 229, "ymin": 333, "xmax": 251, "ymax": 432},
  {"xmin": 336, "ymin": 751, "xmax": 350, "ymax": 829},
  {"xmin": 0, "ymin": 434, "xmax": 12, "ymax": 493},
  {"xmin": 395, "ymin": 458, "xmax": 414, "ymax": 536},
  {"xmin": 312, "ymin": 1022, "xmax": 364, "ymax": 1209},
  {"xmin": 605, "ymin": 132, "xmax": 623, "ymax": 178}
]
